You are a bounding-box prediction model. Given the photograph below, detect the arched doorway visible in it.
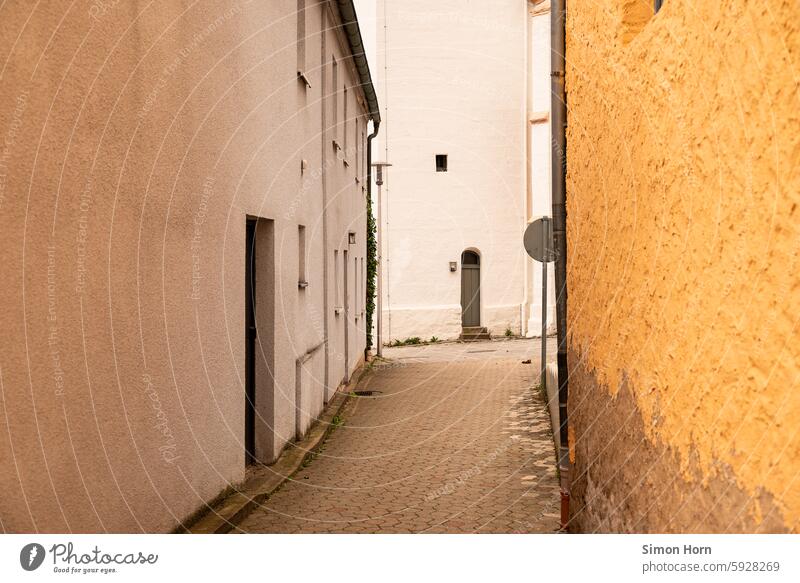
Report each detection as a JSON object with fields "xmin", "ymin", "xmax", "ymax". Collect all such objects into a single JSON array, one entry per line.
[{"xmin": 461, "ymin": 250, "xmax": 481, "ymax": 327}]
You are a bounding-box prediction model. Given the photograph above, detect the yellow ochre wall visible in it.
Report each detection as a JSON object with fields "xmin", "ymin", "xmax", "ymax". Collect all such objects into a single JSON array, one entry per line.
[{"xmin": 566, "ymin": 0, "xmax": 800, "ymax": 532}]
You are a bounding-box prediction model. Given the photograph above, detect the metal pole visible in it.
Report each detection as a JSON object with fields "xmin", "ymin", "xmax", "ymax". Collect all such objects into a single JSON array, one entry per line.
[
  {"xmin": 541, "ymin": 217, "xmax": 548, "ymax": 392},
  {"xmin": 376, "ymin": 166, "xmax": 383, "ymax": 358}
]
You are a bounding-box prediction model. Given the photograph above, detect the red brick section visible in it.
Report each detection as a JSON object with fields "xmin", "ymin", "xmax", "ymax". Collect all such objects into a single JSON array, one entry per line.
[{"xmin": 237, "ymin": 349, "xmax": 560, "ymax": 533}]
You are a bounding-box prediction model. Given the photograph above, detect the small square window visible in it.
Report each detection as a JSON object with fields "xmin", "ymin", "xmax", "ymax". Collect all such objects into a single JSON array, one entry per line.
[{"xmin": 435, "ymin": 154, "xmax": 448, "ymax": 172}]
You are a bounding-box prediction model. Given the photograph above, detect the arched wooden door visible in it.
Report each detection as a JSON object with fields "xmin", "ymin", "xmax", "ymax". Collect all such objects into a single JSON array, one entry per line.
[{"xmin": 461, "ymin": 251, "xmax": 481, "ymax": 327}]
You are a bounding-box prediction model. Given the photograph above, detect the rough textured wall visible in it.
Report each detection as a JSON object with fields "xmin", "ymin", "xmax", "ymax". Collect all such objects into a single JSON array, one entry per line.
[{"xmin": 566, "ymin": 0, "xmax": 800, "ymax": 532}]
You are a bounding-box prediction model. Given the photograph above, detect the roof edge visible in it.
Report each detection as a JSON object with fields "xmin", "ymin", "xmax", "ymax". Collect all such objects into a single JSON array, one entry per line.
[{"xmin": 334, "ymin": 0, "xmax": 381, "ymax": 124}]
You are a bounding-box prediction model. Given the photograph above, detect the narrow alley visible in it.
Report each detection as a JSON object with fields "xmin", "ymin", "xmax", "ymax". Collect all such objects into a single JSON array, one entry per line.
[
  {"xmin": 237, "ymin": 338, "xmax": 560, "ymax": 533},
  {"xmin": 2, "ymin": 5, "xmax": 799, "ymax": 579}
]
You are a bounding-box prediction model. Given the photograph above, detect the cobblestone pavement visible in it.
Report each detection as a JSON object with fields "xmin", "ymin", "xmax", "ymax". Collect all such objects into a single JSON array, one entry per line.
[{"xmin": 237, "ymin": 338, "xmax": 561, "ymax": 533}]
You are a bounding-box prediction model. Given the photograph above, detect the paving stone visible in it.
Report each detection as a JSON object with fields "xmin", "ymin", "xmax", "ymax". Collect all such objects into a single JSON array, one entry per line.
[{"xmin": 237, "ymin": 338, "xmax": 560, "ymax": 533}]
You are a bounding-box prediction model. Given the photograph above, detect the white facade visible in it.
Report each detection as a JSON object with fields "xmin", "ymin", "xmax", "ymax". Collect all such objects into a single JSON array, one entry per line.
[
  {"xmin": 526, "ymin": 0, "xmax": 557, "ymax": 337},
  {"xmin": 372, "ymin": 0, "xmax": 555, "ymax": 342}
]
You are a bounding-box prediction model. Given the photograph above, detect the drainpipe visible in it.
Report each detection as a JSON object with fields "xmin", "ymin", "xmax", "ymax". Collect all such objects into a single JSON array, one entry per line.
[
  {"xmin": 366, "ymin": 120, "xmax": 380, "ymax": 359},
  {"xmin": 551, "ymin": 0, "xmax": 571, "ymax": 530}
]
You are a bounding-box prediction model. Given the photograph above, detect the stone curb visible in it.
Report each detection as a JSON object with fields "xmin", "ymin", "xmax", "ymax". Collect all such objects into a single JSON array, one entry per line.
[{"xmin": 181, "ymin": 375, "xmax": 362, "ymax": 534}]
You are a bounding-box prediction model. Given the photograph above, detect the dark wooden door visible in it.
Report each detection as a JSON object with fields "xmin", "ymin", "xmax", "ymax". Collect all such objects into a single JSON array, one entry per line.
[
  {"xmin": 461, "ymin": 251, "xmax": 480, "ymax": 327},
  {"xmin": 245, "ymin": 219, "xmax": 256, "ymax": 464}
]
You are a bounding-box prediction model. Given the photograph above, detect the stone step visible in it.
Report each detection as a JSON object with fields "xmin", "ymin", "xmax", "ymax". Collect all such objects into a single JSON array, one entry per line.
[
  {"xmin": 460, "ymin": 326, "xmax": 491, "ymax": 342},
  {"xmin": 461, "ymin": 326, "xmax": 489, "ymax": 334}
]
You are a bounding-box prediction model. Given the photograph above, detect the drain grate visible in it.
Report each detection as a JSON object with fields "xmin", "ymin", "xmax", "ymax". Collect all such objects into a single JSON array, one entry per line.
[{"xmin": 353, "ymin": 390, "xmax": 381, "ymax": 397}]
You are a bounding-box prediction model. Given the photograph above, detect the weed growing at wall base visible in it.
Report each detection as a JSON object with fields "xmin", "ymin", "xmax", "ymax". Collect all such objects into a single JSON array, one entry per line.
[{"xmin": 366, "ymin": 182, "xmax": 377, "ymax": 350}]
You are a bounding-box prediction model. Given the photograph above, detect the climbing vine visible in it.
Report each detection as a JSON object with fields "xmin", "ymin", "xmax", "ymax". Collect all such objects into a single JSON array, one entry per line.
[{"xmin": 365, "ymin": 186, "xmax": 377, "ymax": 351}]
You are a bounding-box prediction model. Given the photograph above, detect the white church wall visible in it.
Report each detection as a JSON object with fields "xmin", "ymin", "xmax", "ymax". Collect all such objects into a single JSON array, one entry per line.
[
  {"xmin": 375, "ymin": 0, "xmax": 529, "ymax": 343},
  {"xmin": 526, "ymin": 3, "xmax": 557, "ymax": 337}
]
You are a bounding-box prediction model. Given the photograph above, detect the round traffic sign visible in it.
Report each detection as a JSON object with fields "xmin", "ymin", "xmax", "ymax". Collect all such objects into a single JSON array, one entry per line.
[{"xmin": 523, "ymin": 217, "xmax": 556, "ymax": 262}]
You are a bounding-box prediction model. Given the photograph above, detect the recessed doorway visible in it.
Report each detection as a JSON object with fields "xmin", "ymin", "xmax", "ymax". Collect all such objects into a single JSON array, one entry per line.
[{"xmin": 245, "ymin": 216, "xmax": 275, "ymax": 465}]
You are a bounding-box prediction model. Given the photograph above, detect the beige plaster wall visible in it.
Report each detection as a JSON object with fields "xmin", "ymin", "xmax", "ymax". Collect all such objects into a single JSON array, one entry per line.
[{"xmin": 0, "ymin": 0, "xmax": 369, "ymax": 532}]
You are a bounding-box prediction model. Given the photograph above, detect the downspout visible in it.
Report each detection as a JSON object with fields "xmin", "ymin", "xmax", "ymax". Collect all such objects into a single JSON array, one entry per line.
[
  {"xmin": 550, "ymin": 0, "xmax": 571, "ymax": 529},
  {"xmin": 365, "ymin": 119, "xmax": 380, "ymax": 358}
]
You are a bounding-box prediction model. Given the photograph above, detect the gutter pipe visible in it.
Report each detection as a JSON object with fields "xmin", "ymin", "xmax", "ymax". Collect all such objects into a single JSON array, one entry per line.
[
  {"xmin": 335, "ymin": 0, "xmax": 382, "ymax": 124},
  {"xmin": 551, "ymin": 0, "xmax": 571, "ymax": 530}
]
